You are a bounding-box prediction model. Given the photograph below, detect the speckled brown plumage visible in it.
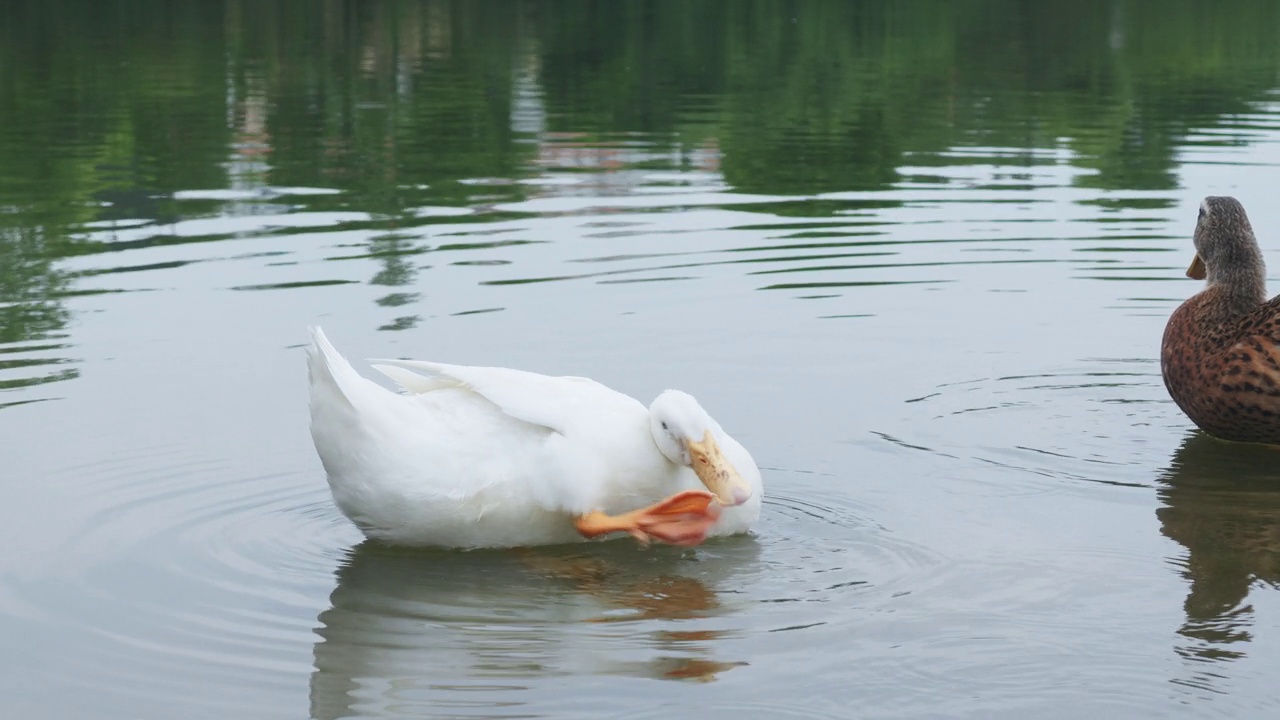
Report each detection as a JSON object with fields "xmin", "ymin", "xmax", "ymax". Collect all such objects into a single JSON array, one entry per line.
[{"xmin": 1161, "ymin": 196, "xmax": 1280, "ymax": 444}]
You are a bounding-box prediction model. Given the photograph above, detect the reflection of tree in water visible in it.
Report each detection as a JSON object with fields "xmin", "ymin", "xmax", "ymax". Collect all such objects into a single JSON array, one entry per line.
[
  {"xmin": 0, "ymin": 228, "xmax": 66, "ymax": 344},
  {"xmin": 1157, "ymin": 431, "xmax": 1280, "ymax": 687},
  {"xmin": 226, "ymin": 0, "xmax": 532, "ymax": 330},
  {"xmin": 536, "ymin": 1, "xmax": 1280, "ymax": 194},
  {"xmin": 368, "ymin": 231, "xmax": 424, "ymax": 331},
  {"xmin": 0, "ymin": 1, "xmax": 229, "ymax": 403},
  {"xmin": 0, "ymin": 225, "xmax": 77, "ymax": 397},
  {"xmin": 6, "ymin": 1, "xmax": 1280, "ymax": 342}
]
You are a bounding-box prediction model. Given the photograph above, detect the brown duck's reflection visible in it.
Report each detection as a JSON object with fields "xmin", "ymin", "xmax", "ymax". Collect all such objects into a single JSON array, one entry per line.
[
  {"xmin": 1157, "ymin": 431, "xmax": 1280, "ymax": 667},
  {"xmin": 310, "ymin": 540, "xmax": 756, "ymax": 719}
]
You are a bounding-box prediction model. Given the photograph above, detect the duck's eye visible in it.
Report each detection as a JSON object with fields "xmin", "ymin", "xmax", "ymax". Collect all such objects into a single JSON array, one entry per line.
[
  {"xmin": 661, "ymin": 421, "xmax": 668, "ymax": 431},
  {"xmin": 1198, "ymin": 207, "xmax": 1206, "ymax": 219}
]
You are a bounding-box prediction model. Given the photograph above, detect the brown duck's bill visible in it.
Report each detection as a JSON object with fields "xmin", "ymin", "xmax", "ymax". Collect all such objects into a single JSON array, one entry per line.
[{"xmin": 1187, "ymin": 254, "xmax": 1206, "ymax": 280}]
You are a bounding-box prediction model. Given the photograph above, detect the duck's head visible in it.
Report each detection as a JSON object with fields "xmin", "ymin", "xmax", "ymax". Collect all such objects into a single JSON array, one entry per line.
[
  {"xmin": 1188, "ymin": 196, "xmax": 1264, "ymax": 293},
  {"xmin": 648, "ymin": 390, "xmax": 753, "ymax": 507}
]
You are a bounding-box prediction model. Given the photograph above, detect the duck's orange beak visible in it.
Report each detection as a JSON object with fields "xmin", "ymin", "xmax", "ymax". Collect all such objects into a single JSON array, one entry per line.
[
  {"xmin": 686, "ymin": 430, "xmax": 752, "ymax": 506},
  {"xmin": 1186, "ymin": 254, "xmax": 1206, "ymax": 280}
]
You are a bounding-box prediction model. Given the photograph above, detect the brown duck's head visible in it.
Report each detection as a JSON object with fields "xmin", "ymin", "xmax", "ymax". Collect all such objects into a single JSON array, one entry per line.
[{"xmin": 1189, "ymin": 196, "xmax": 1264, "ymax": 285}]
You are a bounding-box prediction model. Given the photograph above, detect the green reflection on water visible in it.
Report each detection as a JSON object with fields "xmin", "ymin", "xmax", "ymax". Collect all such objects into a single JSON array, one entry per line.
[{"xmin": 2, "ymin": 0, "xmax": 1280, "ymax": 394}]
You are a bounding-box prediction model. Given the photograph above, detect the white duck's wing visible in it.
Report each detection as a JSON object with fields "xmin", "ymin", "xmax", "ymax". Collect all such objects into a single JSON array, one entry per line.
[
  {"xmin": 370, "ymin": 358, "xmax": 639, "ymax": 435},
  {"xmin": 368, "ymin": 362, "xmax": 457, "ymax": 395}
]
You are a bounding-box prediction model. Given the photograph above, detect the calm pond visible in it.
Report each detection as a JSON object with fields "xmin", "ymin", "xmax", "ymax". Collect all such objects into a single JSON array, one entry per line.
[{"xmin": 5, "ymin": 1, "xmax": 1280, "ymax": 717}]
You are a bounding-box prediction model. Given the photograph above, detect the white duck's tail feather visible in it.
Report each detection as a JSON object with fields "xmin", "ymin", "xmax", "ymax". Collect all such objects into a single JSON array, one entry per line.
[
  {"xmin": 308, "ymin": 326, "xmax": 403, "ymax": 532},
  {"xmin": 307, "ymin": 326, "xmax": 365, "ymax": 412}
]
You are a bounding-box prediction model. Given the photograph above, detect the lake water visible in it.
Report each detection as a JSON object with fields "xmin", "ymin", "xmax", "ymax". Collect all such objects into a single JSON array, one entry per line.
[{"xmin": 5, "ymin": 1, "xmax": 1280, "ymax": 717}]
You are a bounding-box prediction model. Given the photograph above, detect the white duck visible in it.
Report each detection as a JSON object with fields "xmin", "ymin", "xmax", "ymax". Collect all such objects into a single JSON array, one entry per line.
[{"xmin": 307, "ymin": 327, "xmax": 762, "ymax": 549}]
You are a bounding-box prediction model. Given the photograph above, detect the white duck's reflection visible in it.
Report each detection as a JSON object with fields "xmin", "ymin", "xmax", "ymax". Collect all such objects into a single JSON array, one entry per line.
[
  {"xmin": 310, "ymin": 539, "xmax": 758, "ymax": 719},
  {"xmin": 1157, "ymin": 431, "xmax": 1280, "ymax": 687}
]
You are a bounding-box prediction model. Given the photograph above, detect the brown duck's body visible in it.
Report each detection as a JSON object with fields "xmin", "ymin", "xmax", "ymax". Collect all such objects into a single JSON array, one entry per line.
[
  {"xmin": 1162, "ymin": 289, "xmax": 1280, "ymax": 443},
  {"xmin": 1161, "ymin": 196, "xmax": 1280, "ymax": 444}
]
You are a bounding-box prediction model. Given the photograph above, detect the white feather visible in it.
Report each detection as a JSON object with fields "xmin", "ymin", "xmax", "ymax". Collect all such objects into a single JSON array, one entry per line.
[{"xmin": 307, "ymin": 327, "xmax": 763, "ymax": 548}]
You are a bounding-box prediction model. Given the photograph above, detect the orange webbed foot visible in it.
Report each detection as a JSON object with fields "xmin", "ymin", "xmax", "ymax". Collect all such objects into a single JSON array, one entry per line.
[
  {"xmin": 632, "ymin": 490, "xmax": 720, "ymax": 546},
  {"xmin": 574, "ymin": 490, "xmax": 721, "ymax": 547}
]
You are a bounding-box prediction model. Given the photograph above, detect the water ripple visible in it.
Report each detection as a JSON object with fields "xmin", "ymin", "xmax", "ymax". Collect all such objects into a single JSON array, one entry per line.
[{"xmin": 9, "ymin": 445, "xmax": 345, "ymax": 714}]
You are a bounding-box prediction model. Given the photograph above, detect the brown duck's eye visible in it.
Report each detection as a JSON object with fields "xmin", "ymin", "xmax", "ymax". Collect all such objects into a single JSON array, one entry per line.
[{"xmin": 1198, "ymin": 207, "xmax": 1206, "ymax": 219}]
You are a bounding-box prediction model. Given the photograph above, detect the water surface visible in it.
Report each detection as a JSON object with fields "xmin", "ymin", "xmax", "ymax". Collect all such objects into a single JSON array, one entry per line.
[{"xmin": 5, "ymin": 2, "xmax": 1280, "ymax": 717}]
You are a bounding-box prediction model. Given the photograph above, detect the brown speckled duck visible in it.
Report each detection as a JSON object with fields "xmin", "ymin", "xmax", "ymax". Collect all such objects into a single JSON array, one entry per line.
[{"xmin": 1162, "ymin": 196, "xmax": 1280, "ymax": 444}]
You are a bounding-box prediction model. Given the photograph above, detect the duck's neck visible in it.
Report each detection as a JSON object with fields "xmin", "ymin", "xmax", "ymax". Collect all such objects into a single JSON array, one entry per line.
[{"xmin": 1206, "ymin": 253, "xmax": 1267, "ymax": 319}]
